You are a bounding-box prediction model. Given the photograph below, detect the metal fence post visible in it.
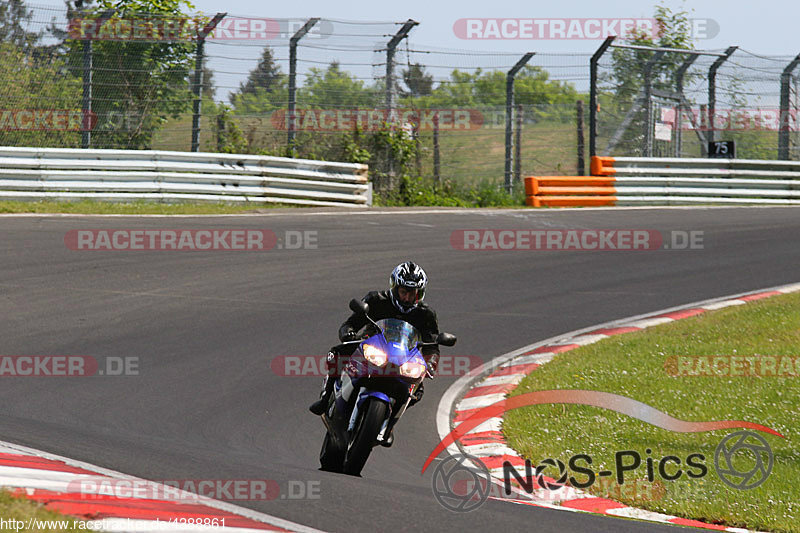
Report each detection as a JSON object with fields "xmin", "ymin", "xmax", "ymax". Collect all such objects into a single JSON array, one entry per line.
[
  {"xmin": 589, "ymin": 37, "xmax": 615, "ymax": 158},
  {"xmin": 778, "ymin": 53, "xmax": 800, "ymax": 160},
  {"xmin": 288, "ymin": 18, "xmax": 319, "ymax": 157},
  {"xmin": 708, "ymin": 46, "xmax": 737, "ymax": 144},
  {"xmin": 191, "ymin": 13, "xmax": 225, "ymax": 153},
  {"xmin": 504, "ymin": 52, "xmax": 534, "ymax": 193},
  {"xmin": 674, "ymin": 55, "xmax": 699, "ymax": 157},
  {"xmin": 384, "ymin": 20, "xmax": 418, "ymax": 189},
  {"xmin": 576, "ymin": 100, "xmax": 585, "ymax": 175},
  {"xmin": 433, "ymin": 112, "xmax": 440, "ymax": 186},
  {"xmin": 385, "ymin": 20, "xmax": 418, "ymax": 115},
  {"xmin": 81, "ymin": 9, "xmax": 115, "ymax": 149},
  {"xmin": 514, "ymin": 103, "xmax": 523, "ymax": 184},
  {"xmin": 642, "ymin": 51, "xmax": 665, "ymax": 157},
  {"xmin": 81, "ymin": 39, "xmax": 92, "ymax": 149}
]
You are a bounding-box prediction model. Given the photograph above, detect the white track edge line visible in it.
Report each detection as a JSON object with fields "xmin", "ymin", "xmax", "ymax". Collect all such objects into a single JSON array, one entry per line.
[
  {"xmin": 0, "ymin": 205, "xmax": 796, "ymax": 218},
  {"xmin": 434, "ymin": 281, "xmax": 800, "ymax": 529},
  {"xmin": 0, "ymin": 439, "xmax": 325, "ymax": 533}
]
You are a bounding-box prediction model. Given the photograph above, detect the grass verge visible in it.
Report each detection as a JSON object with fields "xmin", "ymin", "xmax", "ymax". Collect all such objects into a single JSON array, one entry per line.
[
  {"xmin": 374, "ymin": 177, "xmax": 527, "ymax": 207},
  {"xmin": 0, "ymin": 200, "xmax": 292, "ymax": 215},
  {"xmin": 503, "ymin": 291, "xmax": 800, "ymax": 533},
  {"xmin": 0, "ymin": 489, "xmax": 85, "ymax": 532}
]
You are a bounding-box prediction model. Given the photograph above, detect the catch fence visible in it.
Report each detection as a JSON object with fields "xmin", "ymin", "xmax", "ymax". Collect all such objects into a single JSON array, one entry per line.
[{"xmin": 4, "ymin": 3, "xmax": 800, "ymax": 198}]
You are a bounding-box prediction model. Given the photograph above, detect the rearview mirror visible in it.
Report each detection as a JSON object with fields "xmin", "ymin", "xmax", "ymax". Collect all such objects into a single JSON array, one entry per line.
[
  {"xmin": 437, "ymin": 332, "xmax": 457, "ymax": 347},
  {"xmin": 349, "ymin": 299, "xmax": 369, "ymax": 315}
]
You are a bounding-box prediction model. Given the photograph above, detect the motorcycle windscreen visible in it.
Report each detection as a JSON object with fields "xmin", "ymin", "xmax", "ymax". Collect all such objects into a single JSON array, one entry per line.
[{"xmin": 375, "ymin": 318, "xmax": 421, "ymax": 352}]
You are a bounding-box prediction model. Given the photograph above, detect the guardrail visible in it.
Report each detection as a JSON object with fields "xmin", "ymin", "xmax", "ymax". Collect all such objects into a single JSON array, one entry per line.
[
  {"xmin": 526, "ymin": 156, "xmax": 800, "ymax": 207},
  {"xmin": 0, "ymin": 147, "xmax": 372, "ymax": 207}
]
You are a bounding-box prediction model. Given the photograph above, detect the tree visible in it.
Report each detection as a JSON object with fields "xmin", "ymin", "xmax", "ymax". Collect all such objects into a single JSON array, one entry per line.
[
  {"xmin": 415, "ymin": 69, "xmax": 476, "ymax": 107},
  {"xmin": 402, "ymin": 63, "xmax": 433, "ymax": 98},
  {"xmin": 406, "ymin": 65, "xmax": 579, "ymax": 121},
  {"xmin": 603, "ymin": 3, "xmax": 699, "ymax": 155},
  {"xmin": 46, "ymin": 1, "xmax": 87, "ymax": 55},
  {"xmin": 0, "ymin": 0, "xmax": 41, "ymax": 49},
  {"xmin": 201, "ymin": 57, "xmax": 215, "ymax": 99},
  {"xmin": 296, "ymin": 61, "xmax": 377, "ymax": 108},
  {"xmin": 609, "ymin": 4, "xmax": 696, "ymax": 101},
  {"xmin": 0, "ymin": 42, "xmax": 83, "ymax": 148},
  {"xmin": 60, "ymin": 0, "xmax": 200, "ymax": 149},
  {"xmin": 229, "ymin": 46, "xmax": 287, "ymax": 114},
  {"xmin": 237, "ymin": 46, "xmax": 283, "ymax": 97}
]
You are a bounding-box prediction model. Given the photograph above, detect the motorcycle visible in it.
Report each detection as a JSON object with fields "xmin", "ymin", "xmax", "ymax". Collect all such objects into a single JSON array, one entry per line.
[{"xmin": 319, "ymin": 298, "xmax": 456, "ymax": 476}]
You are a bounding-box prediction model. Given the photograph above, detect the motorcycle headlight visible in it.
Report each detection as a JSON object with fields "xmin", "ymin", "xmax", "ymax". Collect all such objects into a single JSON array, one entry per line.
[
  {"xmin": 362, "ymin": 344, "xmax": 388, "ymax": 367},
  {"xmin": 399, "ymin": 360, "xmax": 426, "ymax": 379}
]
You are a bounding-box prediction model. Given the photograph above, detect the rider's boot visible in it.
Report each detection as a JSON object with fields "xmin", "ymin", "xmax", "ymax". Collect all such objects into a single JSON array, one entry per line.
[
  {"xmin": 309, "ymin": 375, "xmax": 334, "ymax": 415},
  {"xmin": 310, "ymin": 351, "xmax": 339, "ymax": 415},
  {"xmin": 380, "ymin": 430, "xmax": 394, "ymax": 448}
]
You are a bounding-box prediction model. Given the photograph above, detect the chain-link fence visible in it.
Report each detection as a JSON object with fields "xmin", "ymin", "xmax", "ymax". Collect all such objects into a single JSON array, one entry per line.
[
  {"xmin": 5, "ymin": 2, "xmax": 800, "ymax": 198},
  {"xmin": 206, "ymin": 33, "xmax": 590, "ymax": 192},
  {"xmin": 593, "ymin": 39, "xmax": 800, "ymax": 160}
]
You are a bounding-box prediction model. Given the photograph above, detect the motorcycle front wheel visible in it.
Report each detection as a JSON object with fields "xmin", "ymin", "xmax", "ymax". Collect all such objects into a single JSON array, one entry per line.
[
  {"xmin": 319, "ymin": 431, "xmax": 345, "ymax": 473},
  {"xmin": 342, "ymin": 399, "xmax": 388, "ymax": 476}
]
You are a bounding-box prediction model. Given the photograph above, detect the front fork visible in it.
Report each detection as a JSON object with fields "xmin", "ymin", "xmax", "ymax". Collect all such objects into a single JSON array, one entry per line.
[
  {"xmin": 348, "ymin": 388, "xmax": 392, "ymax": 432},
  {"xmin": 377, "ymin": 379, "xmax": 421, "ymax": 441},
  {"xmin": 327, "ymin": 373, "xmax": 420, "ymax": 445}
]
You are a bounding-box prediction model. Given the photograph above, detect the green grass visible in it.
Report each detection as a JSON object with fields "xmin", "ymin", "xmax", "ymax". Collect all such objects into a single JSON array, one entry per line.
[
  {"xmin": 503, "ymin": 291, "xmax": 800, "ymax": 532},
  {"xmin": 434, "ymin": 122, "xmax": 578, "ymax": 186},
  {"xmin": 0, "ymin": 489, "xmax": 85, "ymax": 532},
  {"xmin": 0, "ymin": 199, "xmax": 292, "ymax": 214},
  {"xmin": 154, "ymin": 112, "xmax": 578, "ymax": 186},
  {"xmin": 132, "ymin": 110, "xmax": 579, "ymax": 208}
]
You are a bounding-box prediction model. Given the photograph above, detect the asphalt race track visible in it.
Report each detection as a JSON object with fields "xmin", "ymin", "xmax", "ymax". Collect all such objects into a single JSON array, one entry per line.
[{"xmin": 1, "ymin": 206, "xmax": 798, "ymax": 532}]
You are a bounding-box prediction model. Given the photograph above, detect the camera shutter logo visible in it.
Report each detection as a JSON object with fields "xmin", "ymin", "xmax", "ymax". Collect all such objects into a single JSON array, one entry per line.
[
  {"xmin": 431, "ymin": 454, "xmax": 491, "ymax": 512},
  {"xmin": 535, "ymin": 458, "xmax": 568, "ymax": 490},
  {"xmin": 714, "ymin": 430, "xmax": 774, "ymax": 490}
]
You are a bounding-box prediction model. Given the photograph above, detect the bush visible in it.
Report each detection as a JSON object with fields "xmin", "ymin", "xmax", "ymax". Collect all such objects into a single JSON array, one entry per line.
[{"xmin": 375, "ymin": 176, "xmax": 525, "ymax": 207}]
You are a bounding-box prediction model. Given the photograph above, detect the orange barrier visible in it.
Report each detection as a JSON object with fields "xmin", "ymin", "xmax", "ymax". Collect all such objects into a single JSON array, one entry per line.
[
  {"xmin": 524, "ymin": 174, "xmax": 619, "ymax": 207},
  {"xmin": 590, "ymin": 156, "xmax": 616, "ymax": 176},
  {"xmin": 525, "ymin": 195, "xmax": 618, "ymax": 207},
  {"xmin": 536, "ymin": 187, "xmax": 616, "ymax": 195},
  {"xmin": 525, "ymin": 177, "xmax": 615, "ymax": 195},
  {"xmin": 524, "ymin": 157, "xmax": 620, "ymax": 207},
  {"xmin": 527, "ymin": 156, "xmax": 800, "ymax": 207}
]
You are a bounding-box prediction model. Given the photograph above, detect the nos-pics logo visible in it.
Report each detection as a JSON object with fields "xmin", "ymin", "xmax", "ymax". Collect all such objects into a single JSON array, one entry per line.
[{"xmin": 432, "ymin": 430, "xmax": 774, "ymax": 512}]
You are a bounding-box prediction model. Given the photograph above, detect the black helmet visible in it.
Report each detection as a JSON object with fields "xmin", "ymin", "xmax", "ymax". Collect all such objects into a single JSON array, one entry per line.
[{"xmin": 389, "ymin": 261, "xmax": 428, "ymax": 313}]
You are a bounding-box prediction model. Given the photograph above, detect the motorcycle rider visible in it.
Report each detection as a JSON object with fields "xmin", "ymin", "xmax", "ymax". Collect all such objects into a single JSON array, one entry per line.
[{"xmin": 309, "ymin": 261, "xmax": 440, "ymax": 422}]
